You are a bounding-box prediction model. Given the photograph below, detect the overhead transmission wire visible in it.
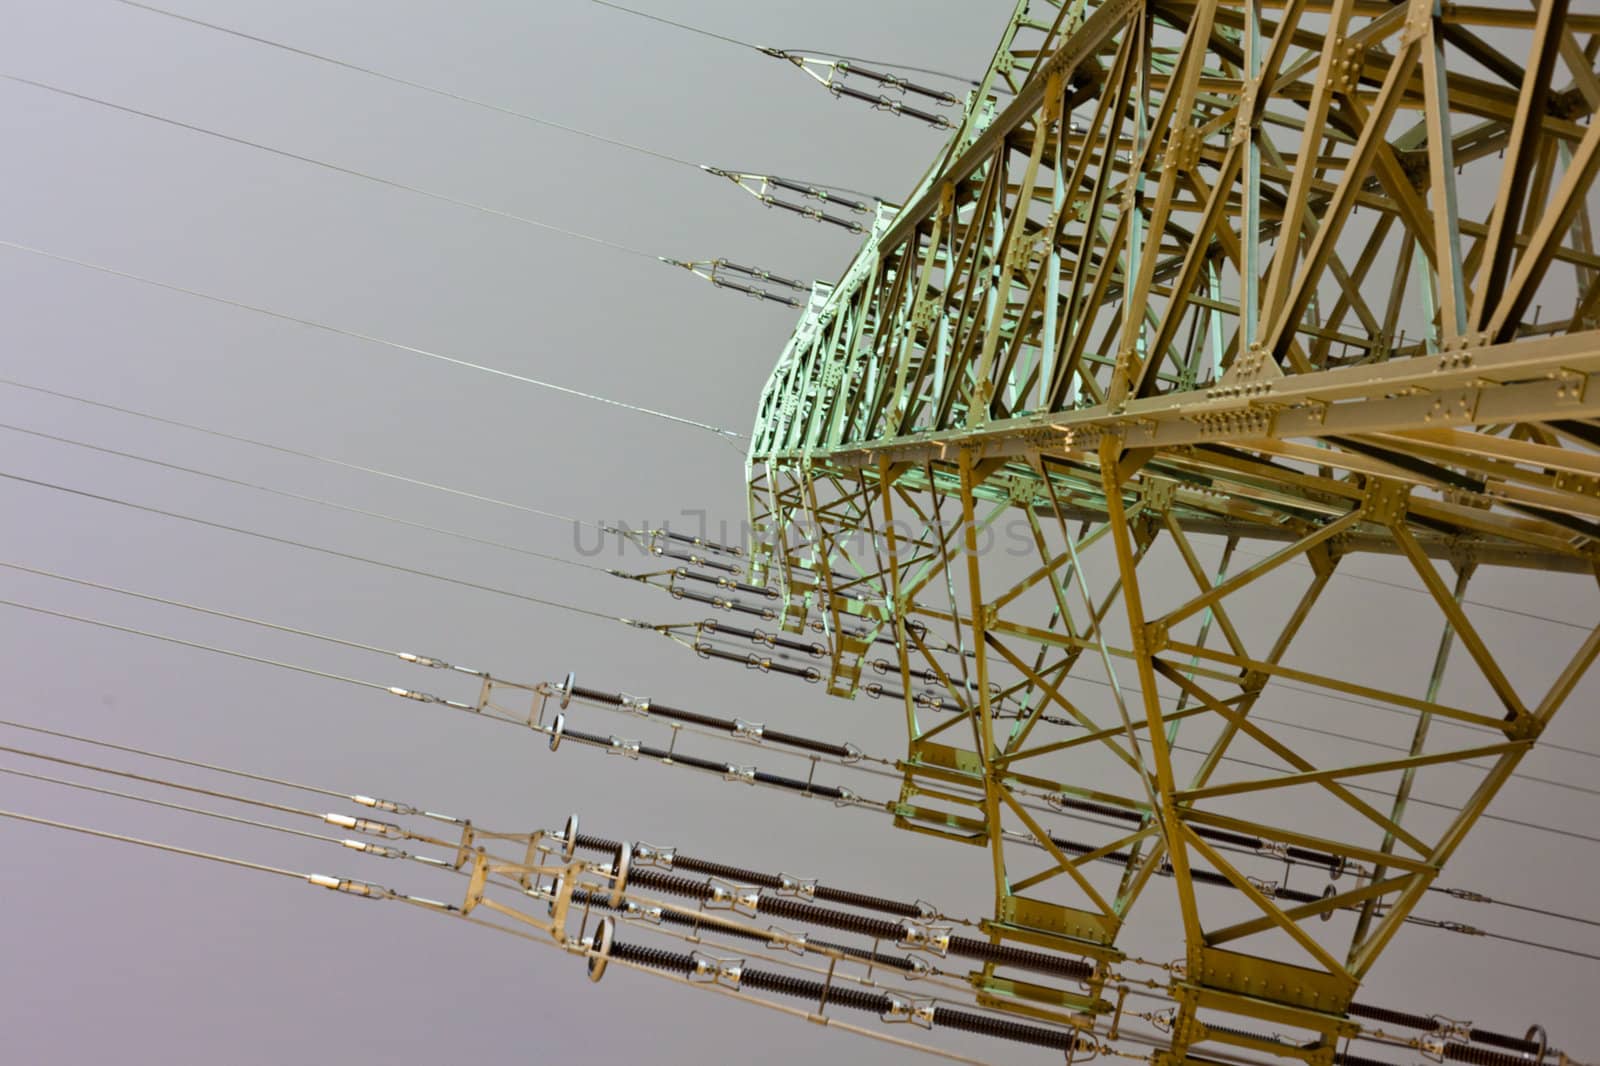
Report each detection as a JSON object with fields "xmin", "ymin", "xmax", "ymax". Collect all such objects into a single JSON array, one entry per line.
[
  {"xmin": 5, "ymin": 587, "xmax": 1599, "ymax": 951},
  {"xmin": 21, "ymin": 1, "xmax": 1591, "ymax": 1016},
  {"xmin": 106, "ymin": 0, "xmax": 884, "ymax": 205},
  {"xmin": 6, "ymin": 506, "xmax": 1599, "ymax": 844},
  {"xmin": 0, "ymin": 422, "xmax": 604, "ymax": 572},
  {"xmin": 5, "ymin": 550, "xmax": 1599, "ymax": 866},
  {"xmin": 0, "ymin": 717, "xmax": 351, "ymax": 802},
  {"xmin": 0, "ymin": 471, "xmax": 634, "ymax": 625},
  {"xmin": 0, "ymin": 378, "xmax": 609, "ymax": 529},
  {"xmin": 0, "ymin": 807, "xmax": 306, "ymax": 881},
  {"xmin": 584, "ymin": 0, "xmax": 986, "ymax": 88},
  {"xmin": 1, "ymin": 75, "xmax": 663, "ymax": 263},
  {"xmin": 4, "ymin": 420, "xmax": 1596, "ymax": 843},
  {"xmin": 0, "ymin": 763, "xmax": 344, "ymax": 848},
  {"xmin": 0, "ymin": 804, "xmax": 1035, "ymax": 1066},
  {"xmin": 1230, "ymin": 544, "xmax": 1592, "ymax": 633},
  {"xmin": 0, "ymin": 90, "xmax": 742, "ymax": 439},
  {"xmin": 3, "ymin": 72, "xmax": 811, "ymax": 325},
  {"xmin": 0, "ymin": 238, "xmax": 738, "ymax": 441},
  {"xmin": 6, "ymin": 367, "xmax": 1590, "ymax": 672}
]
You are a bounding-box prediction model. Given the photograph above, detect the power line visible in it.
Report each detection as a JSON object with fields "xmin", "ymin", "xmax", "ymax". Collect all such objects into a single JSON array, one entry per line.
[
  {"xmin": 1036, "ymin": 659, "xmax": 1600, "ymax": 787},
  {"xmin": 586, "ymin": 1, "xmax": 984, "ymax": 87},
  {"xmin": 16, "ymin": 524, "xmax": 1597, "ymax": 841},
  {"xmin": 110, "ymin": 0, "xmax": 702, "ymax": 168},
  {"xmin": 0, "ymin": 377, "xmax": 606, "ymax": 528},
  {"xmin": 1169, "ymin": 742, "xmax": 1600, "ymax": 847},
  {"xmin": 107, "ymin": 3, "xmax": 888, "ymax": 214},
  {"xmin": 0, "ymin": 806, "xmax": 308, "ymax": 880},
  {"xmin": 3, "ymin": 75, "xmax": 664, "ymax": 262},
  {"xmin": 0, "ymin": 470, "xmax": 638, "ymax": 624},
  {"xmin": 0, "ymin": 742, "xmax": 327, "ymax": 822},
  {"xmin": 1054, "ymin": 643, "xmax": 1600, "ymax": 765},
  {"xmin": 0, "ymin": 763, "xmax": 344, "ymax": 847},
  {"xmin": 587, "ymin": 0, "xmax": 762, "ymax": 50},
  {"xmin": 0, "ymin": 237, "xmax": 742, "ymax": 439},
  {"xmin": 0, "ymin": 421, "xmax": 608, "ymax": 572},
  {"xmin": 1231, "ymin": 545, "xmax": 1591, "ymax": 632},
  {"xmin": 0, "ymin": 717, "xmax": 351, "ymax": 802},
  {"xmin": 0, "ymin": 560, "xmax": 402, "ymax": 658},
  {"xmin": 0, "ymin": 597, "xmax": 396, "ymax": 696}
]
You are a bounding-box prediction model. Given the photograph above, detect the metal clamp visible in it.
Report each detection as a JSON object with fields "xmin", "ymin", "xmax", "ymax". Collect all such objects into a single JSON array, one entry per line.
[
  {"xmin": 606, "ymin": 736, "xmax": 642, "ymax": 759},
  {"xmin": 767, "ymin": 924, "xmax": 808, "ymax": 957},
  {"xmin": 733, "ymin": 718, "xmax": 765, "ymax": 741},
  {"xmin": 340, "ymin": 839, "xmax": 407, "ymax": 860},
  {"xmin": 881, "ymin": 996, "xmax": 937, "ymax": 1029},
  {"xmin": 706, "ymin": 877, "xmax": 761, "ymax": 917},
  {"xmin": 619, "ymin": 693, "xmax": 652, "ymax": 716},
  {"xmin": 689, "ymin": 951, "xmax": 744, "ymax": 989},
  {"xmin": 897, "ymin": 920, "xmax": 951, "ymax": 957},
  {"xmin": 323, "ymin": 813, "xmax": 404, "ymax": 838},
  {"xmin": 621, "ymin": 900, "xmax": 663, "ymax": 925},
  {"xmin": 1247, "ymin": 876, "xmax": 1280, "ymax": 897},
  {"xmin": 633, "ymin": 841, "xmax": 676, "ymax": 869},
  {"xmin": 723, "ymin": 764, "xmax": 757, "ymax": 785},
  {"xmin": 776, "ymin": 874, "xmax": 817, "ymax": 902}
]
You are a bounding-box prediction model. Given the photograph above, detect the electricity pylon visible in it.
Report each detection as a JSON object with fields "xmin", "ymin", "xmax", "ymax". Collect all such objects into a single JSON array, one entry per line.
[{"xmin": 743, "ymin": 0, "xmax": 1600, "ymax": 1057}]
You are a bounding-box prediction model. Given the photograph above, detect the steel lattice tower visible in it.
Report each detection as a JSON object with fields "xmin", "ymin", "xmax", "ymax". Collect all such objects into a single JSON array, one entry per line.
[{"xmin": 743, "ymin": 0, "xmax": 1600, "ymax": 1057}]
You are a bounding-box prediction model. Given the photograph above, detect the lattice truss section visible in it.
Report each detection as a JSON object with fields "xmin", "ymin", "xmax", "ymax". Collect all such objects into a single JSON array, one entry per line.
[{"xmin": 743, "ymin": 0, "xmax": 1600, "ymax": 1048}]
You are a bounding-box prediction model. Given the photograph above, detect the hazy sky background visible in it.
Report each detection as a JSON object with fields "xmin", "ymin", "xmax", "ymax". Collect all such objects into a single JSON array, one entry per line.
[{"xmin": 0, "ymin": 2, "xmax": 1595, "ymax": 1064}]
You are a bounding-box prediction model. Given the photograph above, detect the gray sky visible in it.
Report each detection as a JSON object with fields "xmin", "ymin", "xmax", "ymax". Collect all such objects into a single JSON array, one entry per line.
[{"xmin": 0, "ymin": 2, "xmax": 1595, "ymax": 1064}]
